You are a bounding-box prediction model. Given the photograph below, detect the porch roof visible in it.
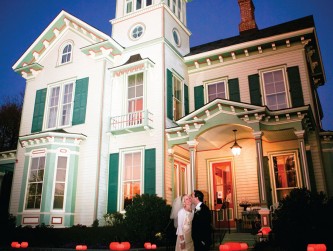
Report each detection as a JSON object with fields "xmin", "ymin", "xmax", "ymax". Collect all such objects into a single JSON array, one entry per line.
[{"xmin": 165, "ymin": 99, "xmax": 315, "ymax": 151}]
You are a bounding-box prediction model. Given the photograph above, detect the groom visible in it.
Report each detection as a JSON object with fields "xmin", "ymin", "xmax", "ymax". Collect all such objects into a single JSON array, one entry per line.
[{"xmin": 191, "ymin": 190, "xmax": 212, "ymax": 251}]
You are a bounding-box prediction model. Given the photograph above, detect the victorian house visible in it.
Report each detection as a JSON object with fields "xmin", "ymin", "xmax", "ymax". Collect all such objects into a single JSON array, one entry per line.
[{"xmin": 1, "ymin": 0, "xmax": 332, "ymax": 229}]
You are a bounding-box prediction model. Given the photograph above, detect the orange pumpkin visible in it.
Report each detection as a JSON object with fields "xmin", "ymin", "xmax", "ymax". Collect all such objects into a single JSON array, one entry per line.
[
  {"xmin": 21, "ymin": 242, "xmax": 29, "ymax": 248},
  {"xmin": 11, "ymin": 242, "xmax": 19, "ymax": 248},
  {"xmin": 144, "ymin": 242, "xmax": 152, "ymax": 249},
  {"xmin": 259, "ymin": 227, "xmax": 271, "ymax": 235},
  {"xmin": 307, "ymin": 244, "xmax": 327, "ymax": 251},
  {"xmin": 109, "ymin": 241, "xmax": 131, "ymax": 251},
  {"xmin": 219, "ymin": 242, "xmax": 248, "ymax": 251}
]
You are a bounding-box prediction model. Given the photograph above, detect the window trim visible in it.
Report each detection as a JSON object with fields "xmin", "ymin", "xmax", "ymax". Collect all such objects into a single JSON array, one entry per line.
[
  {"xmin": 125, "ymin": 0, "xmax": 154, "ymax": 14},
  {"xmin": 172, "ymin": 28, "xmax": 181, "ymax": 47},
  {"xmin": 24, "ymin": 149, "xmax": 47, "ymax": 212},
  {"xmin": 172, "ymin": 72, "xmax": 184, "ymax": 121},
  {"xmin": 167, "ymin": 0, "xmax": 184, "ymax": 22},
  {"xmin": 204, "ymin": 77, "xmax": 229, "ymax": 103},
  {"xmin": 173, "ymin": 156, "xmax": 190, "ymax": 198},
  {"xmin": 44, "ymin": 79, "xmax": 76, "ymax": 130},
  {"xmin": 119, "ymin": 147, "xmax": 145, "ymax": 212},
  {"xmin": 51, "ymin": 148, "xmax": 70, "ymax": 212},
  {"xmin": 126, "ymin": 71, "xmax": 146, "ymax": 114},
  {"xmin": 129, "ymin": 23, "xmax": 146, "ymax": 40},
  {"xmin": 259, "ymin": 65, "xmax": 290, "ymax": 110},
  {"xmin": 58, "ymin": 41, "xmax": 74, "ymax": 66},
  {"xmin": 268, "ymin": 150, "xmax": 301, "ymax": 204}
]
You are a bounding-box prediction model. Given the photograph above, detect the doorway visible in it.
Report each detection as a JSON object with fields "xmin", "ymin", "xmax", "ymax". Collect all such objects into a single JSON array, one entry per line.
[{"xmin": 211, "ymin": 161, "xmax": 234, "ymax": 229}]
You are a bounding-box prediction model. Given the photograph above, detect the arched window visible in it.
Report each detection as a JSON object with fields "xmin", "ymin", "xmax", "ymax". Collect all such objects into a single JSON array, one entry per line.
[{"xmin": 61, "ymin": 43, "xmax": 72, "ymax": 64}]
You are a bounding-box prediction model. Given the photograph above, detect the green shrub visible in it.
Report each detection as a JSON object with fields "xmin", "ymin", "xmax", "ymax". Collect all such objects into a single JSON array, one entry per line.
[
  {"xmin": 0, "ymin": 194, "xmax": 175, "ymax": 249},
  {"xmin": 124, "ymin": 193, "xmax": 173, "ymax": 246},
  {"xmin": 103, "ymin": 212, "xmax": 124, "ymax": 227},
  {"xmin": 271, "ymin": 188, "xmax": 333, "ymax": 251}
]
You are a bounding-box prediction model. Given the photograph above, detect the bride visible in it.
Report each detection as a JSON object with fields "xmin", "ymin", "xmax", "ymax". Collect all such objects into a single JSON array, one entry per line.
[{"xmin": 170, "ymin": 195, "xmax": 194, "ymax": 251}]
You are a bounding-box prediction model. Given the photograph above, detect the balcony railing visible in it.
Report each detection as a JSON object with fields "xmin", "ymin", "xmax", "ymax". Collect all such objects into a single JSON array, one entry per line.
[{"xmin": 110, "ymin": 110, "xmax": 153, "ymax": 135}]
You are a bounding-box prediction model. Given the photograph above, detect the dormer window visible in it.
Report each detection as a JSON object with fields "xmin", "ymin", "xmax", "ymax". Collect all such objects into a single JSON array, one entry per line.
[
  {"xmin": 59, "ymin": 41, "xmax": 74, "ymax": 65},
  {"xmin": 61, "ymin": 44, "xmax": 72, "ymax": 64}
]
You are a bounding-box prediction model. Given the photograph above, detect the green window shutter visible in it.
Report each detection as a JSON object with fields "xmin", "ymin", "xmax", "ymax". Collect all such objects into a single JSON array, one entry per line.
[
  {"xmin": 31, "ymin": 88, "xmax": 47, "ymax": 133},
  {"xmin": 184, "ymin": 84, "xmax": 189, "ymax": 115},
  {"xmin": 144, "ymin": 148, "xmax": 156, "ymax": 194},
  {"xmin": 72, "ymin": 77, "xmax": 89, "ymax": 125},
  {"xmin": 194, "ymin": 85, "xmax": 204, "ymax": 110},
  {"xmin": 228, "ymin": 78, "xmax": 240, "ymax": 102},
  {"xmin": 167, "ymin": 69, "xmax": 173, "ymax": 120},
  {"xmin": 287, "ymin": 66, "xmax": 304, "ymax": 107},
  {"xmin": 108, "ymin": 153, "xmax": 119, "ymax": 213},
  {"xmin": 248, "ymin": 74, "xmax": 262, "ymax": 106}
]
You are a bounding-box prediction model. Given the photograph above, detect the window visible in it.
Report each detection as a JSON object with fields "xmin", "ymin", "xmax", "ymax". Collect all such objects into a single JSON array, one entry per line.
[
  {"xmin": 122, "ymin": 151, "xmax": 142, "ymax": 210},
  {"xmin": 172, "ymin": 0, "xmax": 176, "ymax": 13},
  {"xmin": 207, "ymin": 80, "xmax": 227, "ymax": 102},
  {"xmin": 173, "ymin": 29, "xmax": 181, "ymax": 47},
  {"xmin": 177, "ymin": 0, "xmax": 182, "ymax": 19},
  {"xmin": 125, "ymin": 0, "xmax": 153, "ymax": 14},
  {"xmin": 261, "ymin": 68, "xmax": 289, "ymax": 110},
  {"xmin": 61, "ymin": 44, "xmax": 72, "ymax": 64},
  {"xmin": 130, "ymin": 24, "xmax": 145, "ymax": 40},
  {"xmin": 173, "ymin": 75, "xmax": 183, "ymax": 120},
  {"xmin": 46, "ymin": 82, "xmax": 74, "ymax": 129},
  {"xmin": 127, "ymin": 73, "xmax": 144, "ymax": 125},
  {"xmin": 167, "ymin": 69, "xmax": 187, "ymax": 121},
  {"xmin": 270, "ymin": 152, "xmax": 299, "ymax": 202},
  {"xmin": 53, "ymin": 156, "xmax": 68, "ymax": 210},
  {"xmin": 174, "ymin": 160, "xmax": 188, "ymax": 197},
  {"xmin": 25, "ymin": 156, "xmax": 46, "ymax": 209},
  {"xmin": 136, "ymin": 0, "xmax": 142, "ymax": 9},
  {"xmin": 168, "ymin": 0, "xmax": 183, "ymax": 21},
  {"xmin": 126, "ymin": 0, "xmax": 133, "ymax": 13}
]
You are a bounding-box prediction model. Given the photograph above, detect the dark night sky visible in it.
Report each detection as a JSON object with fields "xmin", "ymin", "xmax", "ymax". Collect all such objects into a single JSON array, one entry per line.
[{"xmin": 1, "ymin": 0, "xmax": 332, "ymax": 130}]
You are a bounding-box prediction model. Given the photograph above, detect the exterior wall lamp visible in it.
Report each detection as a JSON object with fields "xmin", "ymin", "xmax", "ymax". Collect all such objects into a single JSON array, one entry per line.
[{"xmin": 231, "ymin": 129, "xmax": 242, "ymax": 156}]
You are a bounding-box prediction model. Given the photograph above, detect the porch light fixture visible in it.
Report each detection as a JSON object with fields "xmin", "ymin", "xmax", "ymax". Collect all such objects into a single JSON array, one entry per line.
[{"xmin": 231, "ymin": 129, "xmax": 242, "ymax": 156}]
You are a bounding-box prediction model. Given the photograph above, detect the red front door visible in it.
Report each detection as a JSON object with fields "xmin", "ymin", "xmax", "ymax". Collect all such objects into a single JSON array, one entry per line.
[{"xmin": 212, "ymin": 161, "xmax": 235, "ymax": 229}]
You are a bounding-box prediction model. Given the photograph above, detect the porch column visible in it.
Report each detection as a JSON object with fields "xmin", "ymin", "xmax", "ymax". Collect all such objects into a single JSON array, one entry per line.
[
  {"xmin": 253, "ymin": 131, "xmax": 268, "ymax": 206},
  {"xmin": 294, "ymin": 130, "xmax": 311, "ymax": 190},
  {"xmin": 187, "ymin": 140, "xmax": 198, "ymax": 192},
  {"xmin": 168, "ymin": 148, "xmax": 175, "ymax": 198},
  {"xmin": 253, "ymin": 131, "xmax": 271, "ymax": 228}
]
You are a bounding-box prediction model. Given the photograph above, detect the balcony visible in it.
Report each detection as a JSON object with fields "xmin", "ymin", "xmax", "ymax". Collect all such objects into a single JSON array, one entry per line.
[{"xmin": 110, "ymin": 110, "xmax": 153, "ymax": 135}]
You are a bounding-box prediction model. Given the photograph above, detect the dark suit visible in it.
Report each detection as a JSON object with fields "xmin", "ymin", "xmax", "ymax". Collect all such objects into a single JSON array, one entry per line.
[{"xmin": 191, "ymin": 202, "xmax": 212, "ymax": 251}]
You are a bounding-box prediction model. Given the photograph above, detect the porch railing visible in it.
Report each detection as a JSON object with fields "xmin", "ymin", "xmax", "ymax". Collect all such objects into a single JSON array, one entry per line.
[{"xmin": 110, "ymin": 110, "xmax": 153, "ymax": 134}]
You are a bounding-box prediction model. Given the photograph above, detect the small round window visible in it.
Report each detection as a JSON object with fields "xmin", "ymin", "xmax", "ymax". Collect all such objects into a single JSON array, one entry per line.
[
  {"xmin": 173, "ymin": 29, "xmax": 181, "ymax": 47},
  {"xmin": 131, "ymin": 24, "xmax": 145, "ymax": 40}
]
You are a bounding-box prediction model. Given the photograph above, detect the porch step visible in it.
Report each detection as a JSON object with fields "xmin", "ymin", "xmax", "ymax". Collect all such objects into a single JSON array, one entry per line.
[
  {"xmin": 211, "ymin": 231, "xmax": 257, "ymax": 250},
  {"xmin": 222, "ymin": 232, "xmax": 257, "ymax": 248}
]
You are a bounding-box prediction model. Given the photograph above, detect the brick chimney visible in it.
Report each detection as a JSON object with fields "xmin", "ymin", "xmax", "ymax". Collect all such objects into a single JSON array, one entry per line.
[{"xmin": 238, "ymin": 0, "xmax": 258, "ymax": 34}]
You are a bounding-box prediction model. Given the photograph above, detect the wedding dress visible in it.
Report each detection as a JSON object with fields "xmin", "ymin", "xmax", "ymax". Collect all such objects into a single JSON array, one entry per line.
[{"xmin": 175, "ymin": 208, "xmax": 194, "ymax": 251}]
